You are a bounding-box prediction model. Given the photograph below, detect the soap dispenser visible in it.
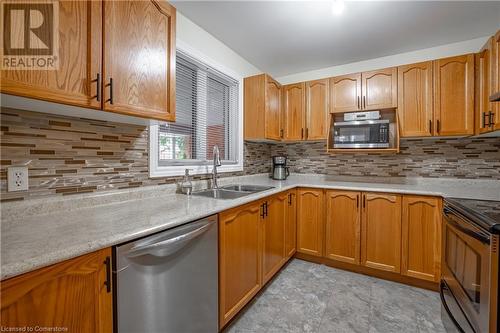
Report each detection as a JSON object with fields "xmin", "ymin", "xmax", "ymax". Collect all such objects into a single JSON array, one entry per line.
[{"xmin": 180, "ymin": 169, "xmax": 193, "ymax": 195}]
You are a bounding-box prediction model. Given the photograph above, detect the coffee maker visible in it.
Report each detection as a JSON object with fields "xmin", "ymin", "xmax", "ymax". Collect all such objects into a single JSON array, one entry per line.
[{"xmin": 272, "ymin": 156, "xmax": 290, "ymax": 180}]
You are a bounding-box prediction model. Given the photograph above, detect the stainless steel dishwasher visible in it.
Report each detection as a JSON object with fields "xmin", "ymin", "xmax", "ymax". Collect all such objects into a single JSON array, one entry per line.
[{"xmin": 114, "ymin": 215, "xmax": 218, "ymax": 333}]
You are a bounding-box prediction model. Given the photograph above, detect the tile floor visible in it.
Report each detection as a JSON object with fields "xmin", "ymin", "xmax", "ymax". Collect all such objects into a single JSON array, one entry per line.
[{"xmin": 224, "ymin": 259, "xmax": 449, "ymax": 333}]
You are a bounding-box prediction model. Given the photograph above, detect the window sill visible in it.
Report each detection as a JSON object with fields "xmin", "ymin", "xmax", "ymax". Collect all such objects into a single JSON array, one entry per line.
[{"xmin": 149, "ymin": 164, "xmax": 243, "ymax": 178}]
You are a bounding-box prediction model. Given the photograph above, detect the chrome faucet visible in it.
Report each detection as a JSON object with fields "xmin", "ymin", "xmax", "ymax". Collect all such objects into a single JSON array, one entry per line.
[{"xmin": 212, "ymin": 145, "xmax": 222, "ymax": 189}]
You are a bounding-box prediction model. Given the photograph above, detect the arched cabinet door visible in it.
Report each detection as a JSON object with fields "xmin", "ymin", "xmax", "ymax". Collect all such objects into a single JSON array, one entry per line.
[
  {"xmin": 282, "ymin": 83, "xmax": 305, "ymax": 140},
  {"xmin": 297, "ymin": 188, "xmax": 324, "ymax": 257},
  {"xmin": 325, "ymin": 190, "xmax": 361, "ymax": 264},
  {"xmin": 433, "ymin": 54, "xmax": 474, "ymax": 136},
  {"xmin": 265, "ymin": 77, "xmax": 282, "ymax": 140},
  {"xmin": 103, "ymin": 0, "xmax": 176, "ymax": 121},
  {"xmin": 262, "ymin": 192, "xmax": 287, "ymax": 284},
  {"xmin": 305, "ymin": 79, "xmax": 329, "ymax": 140},
  {"xmin": 330, "ymin": 73, "xmax": 362, "ymax": 113},
  {"xmin": 401, "ymin": 195, "xmax": 442, "ymax": 282},
  {"xmin": 362, "ymin": 67, "xmax": 398, "ymax": 110},
  {"xmin": 361, "ymin": 192, "xmax": 402, "ymax": 273}
]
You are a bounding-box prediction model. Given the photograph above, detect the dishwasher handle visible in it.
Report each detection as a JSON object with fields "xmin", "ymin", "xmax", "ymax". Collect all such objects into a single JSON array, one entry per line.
[{"xmin": 126, "ymin": 219, "xmax": 214, "ymax": 258}]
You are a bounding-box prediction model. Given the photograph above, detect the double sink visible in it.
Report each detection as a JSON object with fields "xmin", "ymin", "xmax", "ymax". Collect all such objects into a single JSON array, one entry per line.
[{"xmin": 192, "ymin": 184, "xmax": 275, "ymax": 199}]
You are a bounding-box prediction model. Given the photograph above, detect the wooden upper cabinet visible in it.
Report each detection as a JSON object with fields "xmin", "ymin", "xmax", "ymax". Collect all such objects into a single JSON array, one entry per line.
[
  {"xmin": 244, "ymin": 74, "xmax": 281, "ymax": 140},
  {"xmin": 296, "ymin": 188, "xmax": 324, "ymax": 257},
  {"xmin": 325, "ymin": 190, "xmax": 361, "ymax": 265},
  {"xmin": 476, "ymin": 38, "xmax": 494, "ymax": 134},
  {"xmin": 282, "ymin": 83, "xmax": 306, "ymax": 140},
  {"xmin": 103, "ymin": 0, "xmax": 176, "ymax": 121},
  {"xmin": 1, "ymin": 0, "xmax": 102, "ymax": 109},
  {"xmin": 285, "ymin": 189, "xmax": 297, "ymax": 259},
  {"xmin": 265, "ymin": 77, "xmax": 282, "ymax": 140},
  {"xmin": 219, "ymin": 201, "xmax": 262, "ymax": 327},
  {"xmin": 361, "ymin": 192, "xmax": 402, "ymax": 273},
  {"xmin": 262, "ymin": 193, "xmax": 287, "ymax": 285},
  {"xmin": 493, "ymin": 30, "xmax": 500, "ymax": 130},
  {"xmin": 1, "ymin": 248, "xmax": 112, "ymax": 332},
  {"xmin": 305, "ymin": 79, "xmax": 329, "ymax": 140},
  {"xmin": 433, "ymin": 54, "xmax": 475, "ymax": 136},
  {"xmin": 402, "ymin": 195, "xmax": 442, "ymax": 282},
  {"xmin": 397, "ymin": 62, "xmax": 433, "ymax": 137},
  {"xmin": 362, "ymin": 67, "xmax": 398, "ymax": 110},
  {"xmin": 330, "ymin": 73, "xmax": 362, "ymax": 113}
]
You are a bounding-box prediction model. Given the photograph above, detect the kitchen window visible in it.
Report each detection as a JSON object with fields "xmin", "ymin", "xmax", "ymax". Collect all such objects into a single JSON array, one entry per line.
[{"xmin": 149, "ymin": 48, "xmax": 243, "ymax": 177}]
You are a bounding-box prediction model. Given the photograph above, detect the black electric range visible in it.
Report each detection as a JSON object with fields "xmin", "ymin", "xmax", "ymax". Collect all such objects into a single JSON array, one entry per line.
[{"xmin": 444, "ymin": 197, "xmax": 500, "ymax": 234}]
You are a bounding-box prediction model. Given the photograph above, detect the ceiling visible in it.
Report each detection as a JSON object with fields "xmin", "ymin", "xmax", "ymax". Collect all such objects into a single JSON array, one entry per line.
[{"xmin": 172, "ymin": 1, "xmax": 500, "ymax": 77}]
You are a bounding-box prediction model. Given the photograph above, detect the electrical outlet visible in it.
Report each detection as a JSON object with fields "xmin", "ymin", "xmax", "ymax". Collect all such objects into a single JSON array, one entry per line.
[{"xmin": 7, "ymin": 166, "xmax": 29, "ymax": 192}]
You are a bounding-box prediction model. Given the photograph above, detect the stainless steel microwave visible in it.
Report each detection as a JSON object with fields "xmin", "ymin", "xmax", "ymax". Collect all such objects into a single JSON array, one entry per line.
[{"xmin": 332, "ymin": 111, "xmax": 390, "ymax": 149}]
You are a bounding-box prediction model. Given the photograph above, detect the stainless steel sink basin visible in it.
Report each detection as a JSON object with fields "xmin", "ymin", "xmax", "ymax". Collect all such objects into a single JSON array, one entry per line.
[
  {"xmin": 192, "ymin": 184, "xmax": 274, "ymax": 200},
  {"xmin": 221, "ymin": 184, "xmax": 274, "ymax": 192}
]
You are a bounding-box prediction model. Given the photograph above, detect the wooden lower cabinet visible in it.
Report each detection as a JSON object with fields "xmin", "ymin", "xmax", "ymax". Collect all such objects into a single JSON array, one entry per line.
[
  {"xmin": 297, "ymin": 188, "xmax": 324, "ymax": 257},
  {"xmin": 325, "ymin": 190, "xmax": 361, "ymax": 264},
  {"xmin": 262, "ymin": 193, "xmax": 287, "ymax": 284},
  {"xmin": 1, "ymin": 248, "xmax": 113, "ymax": 332},
  {"xmin": 361, "ymin": 192, "xmax": 402, "ymax": 273},
  {"xmin": 402, "ymin": 195, "xmax": 442, "ymax": 282},
  {"xmin": 219, "ymin": 200, "xmax": 263, "ymax": 327},
  {"xmin": 285, "ymin": 189, "xmax": 297, "ymax": 258}
]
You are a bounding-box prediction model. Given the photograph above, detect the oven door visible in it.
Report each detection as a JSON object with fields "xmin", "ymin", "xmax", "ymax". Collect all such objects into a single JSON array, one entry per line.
[{"xmin": 442, "ymin": 207, "xmax": 491, "ymax": 333}]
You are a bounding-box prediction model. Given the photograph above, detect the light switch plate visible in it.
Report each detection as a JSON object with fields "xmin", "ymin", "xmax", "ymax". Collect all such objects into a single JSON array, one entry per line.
[{"xmin": 7, "ymin": 166, "xmax": 29, "ymax": 192}]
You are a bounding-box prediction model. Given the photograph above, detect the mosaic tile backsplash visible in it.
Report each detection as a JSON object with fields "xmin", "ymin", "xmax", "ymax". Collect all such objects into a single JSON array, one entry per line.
[
  {"xmin": 0, "ymin": 108, "xmax": 271, "ymax": 202},
  {"xmin": 1, "ymin": 107, "xmax": 500, "ymax": 202},
  {"xmin": 271, "ymin": 138, "xmax": 500, "ymax": 179}
]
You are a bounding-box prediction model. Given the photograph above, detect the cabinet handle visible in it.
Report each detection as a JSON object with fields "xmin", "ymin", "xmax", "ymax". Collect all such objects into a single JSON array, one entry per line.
[
  {"xmin": 301, "ymin": 128, "xmax": 304, "ymax": 139},
  {"xmin": 436, "ymin": 119, "xmax": 440, "ymax": 133},
  {"xmin": 305, "ymin": 128, "xmax": 309, "ymax": 139},
  {"xmin": 483, "ymin": 112, "xmax": 490, "ymax": 127},
  {"xmin": 429, "ymin": 120, "xmax": 432, "ymax": 134},
  {"xmin": 357, "ymin": 96, "xmax": 360, "ymax": 109},
  {"xmin": 260, "ymin": 204, "xmax": 265, "ymax": 218},
  {"xmin": 94, "ymin": 73, "xmax": 101, "ymax": 102},
  {"xmin": 362, "ymin": 195, "xmax": 366, "ymax": 209},
  {"xmin": 356, "ymin": 195, "xmax": 359, "ymax": 208},
  {"xmin": 288, "ymin": 193, "xmax": 292, "ymax": 206},
  {"xmin": 104, "ymin": 256, "xmax": 111, "ymax": 293},
  {"xmin": 489, "ymin": 111, "xmax": 495, "ymax": 128},
  {"xmin": 363, "ymin": 96, "xmax": 366, "ymax": 109},
  {"xmin": 107, "ymin": 78, "xmax": 114, "ymax": 104},
  {"xmin": 265, "ymin": 202, "xmax": 268, "ymax": 217},
  {"xmin": 280, "ymin": 129, "xmax": 284, "ymax": 138}
]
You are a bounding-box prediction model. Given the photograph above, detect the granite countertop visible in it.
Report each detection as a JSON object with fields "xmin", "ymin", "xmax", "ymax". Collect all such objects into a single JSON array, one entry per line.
[{"xmin": 2, "ymin": 173, "xmax": 499, "ymax": 280}]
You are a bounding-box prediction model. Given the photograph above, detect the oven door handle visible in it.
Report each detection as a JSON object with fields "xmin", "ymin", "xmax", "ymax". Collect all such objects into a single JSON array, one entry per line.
[
  {"xmin": 443, "ymin": 208, "xmax": 490, "ymax": 245},
  {"xmin": 439, "ymin": 282, "xmax": 467, "ymax": 333}
]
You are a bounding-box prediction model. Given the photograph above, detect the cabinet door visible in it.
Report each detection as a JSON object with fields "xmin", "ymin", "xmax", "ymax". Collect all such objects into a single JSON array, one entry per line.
[
  {"xmin": 285, "ymin": 189, "xmax": 297, "ymax": 259},
  {"xmin": 1, "ymin": 248, "xmax": 112, "ymax": 332},
  {"xmin": 433, "ymin": 54, "xmax": 474, "ymax": 135},
  {"xmin": 325, "ymin": 190, "xmax": 361, "ymax": 265},
  {"xmin": 219, "ymin": 201, "xmax": 262, "ymax": 327},
  {"xmin": 361, "ymin": 192, "xmax": 402, "ymax": 273},
  {"xmin": 1, "ymin": 0, "xmax": 101, "ymax": 109},
  {"xmin": 265, "ymin": 76, "xmax": 282, "ymax": 140},
  {"xmin": 402, "ymin": 196, "xmax": 442, "ymax": 282},
  {"xmin": 330, "ymin": 73, "xmax": 362, "ymax": 113},
  {"xmin": 475, "ymin": 40, "xmax": 494, "ymax": 134},
  {"xmin": 305, "ymin": 79, "xmax": 329, "ymax": 140},
  {"xmin": 297, "ymin": 188, "xmax": 324, "ymax": 257},
  {"xmin": 362, "ymin": 67, "xmax": 398, "ymax": 110},
  {"xmin": 398, "ymin": 62, "xmax": 433, "ymax": 137},
  {"xmin": 103, "ymin": 0, "xmax": 176, "ymax": 121},
  {"xmin": 493, "ymin": 30, "xmax": 500, "ymax": 130},
  {"xmin": 262, "ymin": 193, "xmax": 287, "ymax": 284},
  {"xmin": 282, "ymin": 83, "xmax": 305, "ymax": 140}
]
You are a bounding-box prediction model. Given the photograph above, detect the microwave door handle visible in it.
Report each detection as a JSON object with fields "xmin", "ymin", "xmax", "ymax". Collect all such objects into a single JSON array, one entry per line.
[{"xmin": 444, "ymin": 208, "xmax": 490, "ymax": 245}]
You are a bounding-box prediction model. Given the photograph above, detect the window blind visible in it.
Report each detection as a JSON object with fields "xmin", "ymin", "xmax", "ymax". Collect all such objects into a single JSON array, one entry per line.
[{"xmin": 158, "ymin": 51, "xmax": 239, "ymax": 166}]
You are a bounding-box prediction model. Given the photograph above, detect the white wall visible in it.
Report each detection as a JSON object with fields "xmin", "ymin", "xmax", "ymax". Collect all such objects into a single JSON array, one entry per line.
[
  {"xmin": 176, "ymin": 12, "xmax": 261, "ymax": 78},
  {"xmin": 276, "ymin": 36, "xmax": 489, "ymax": 84}
]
